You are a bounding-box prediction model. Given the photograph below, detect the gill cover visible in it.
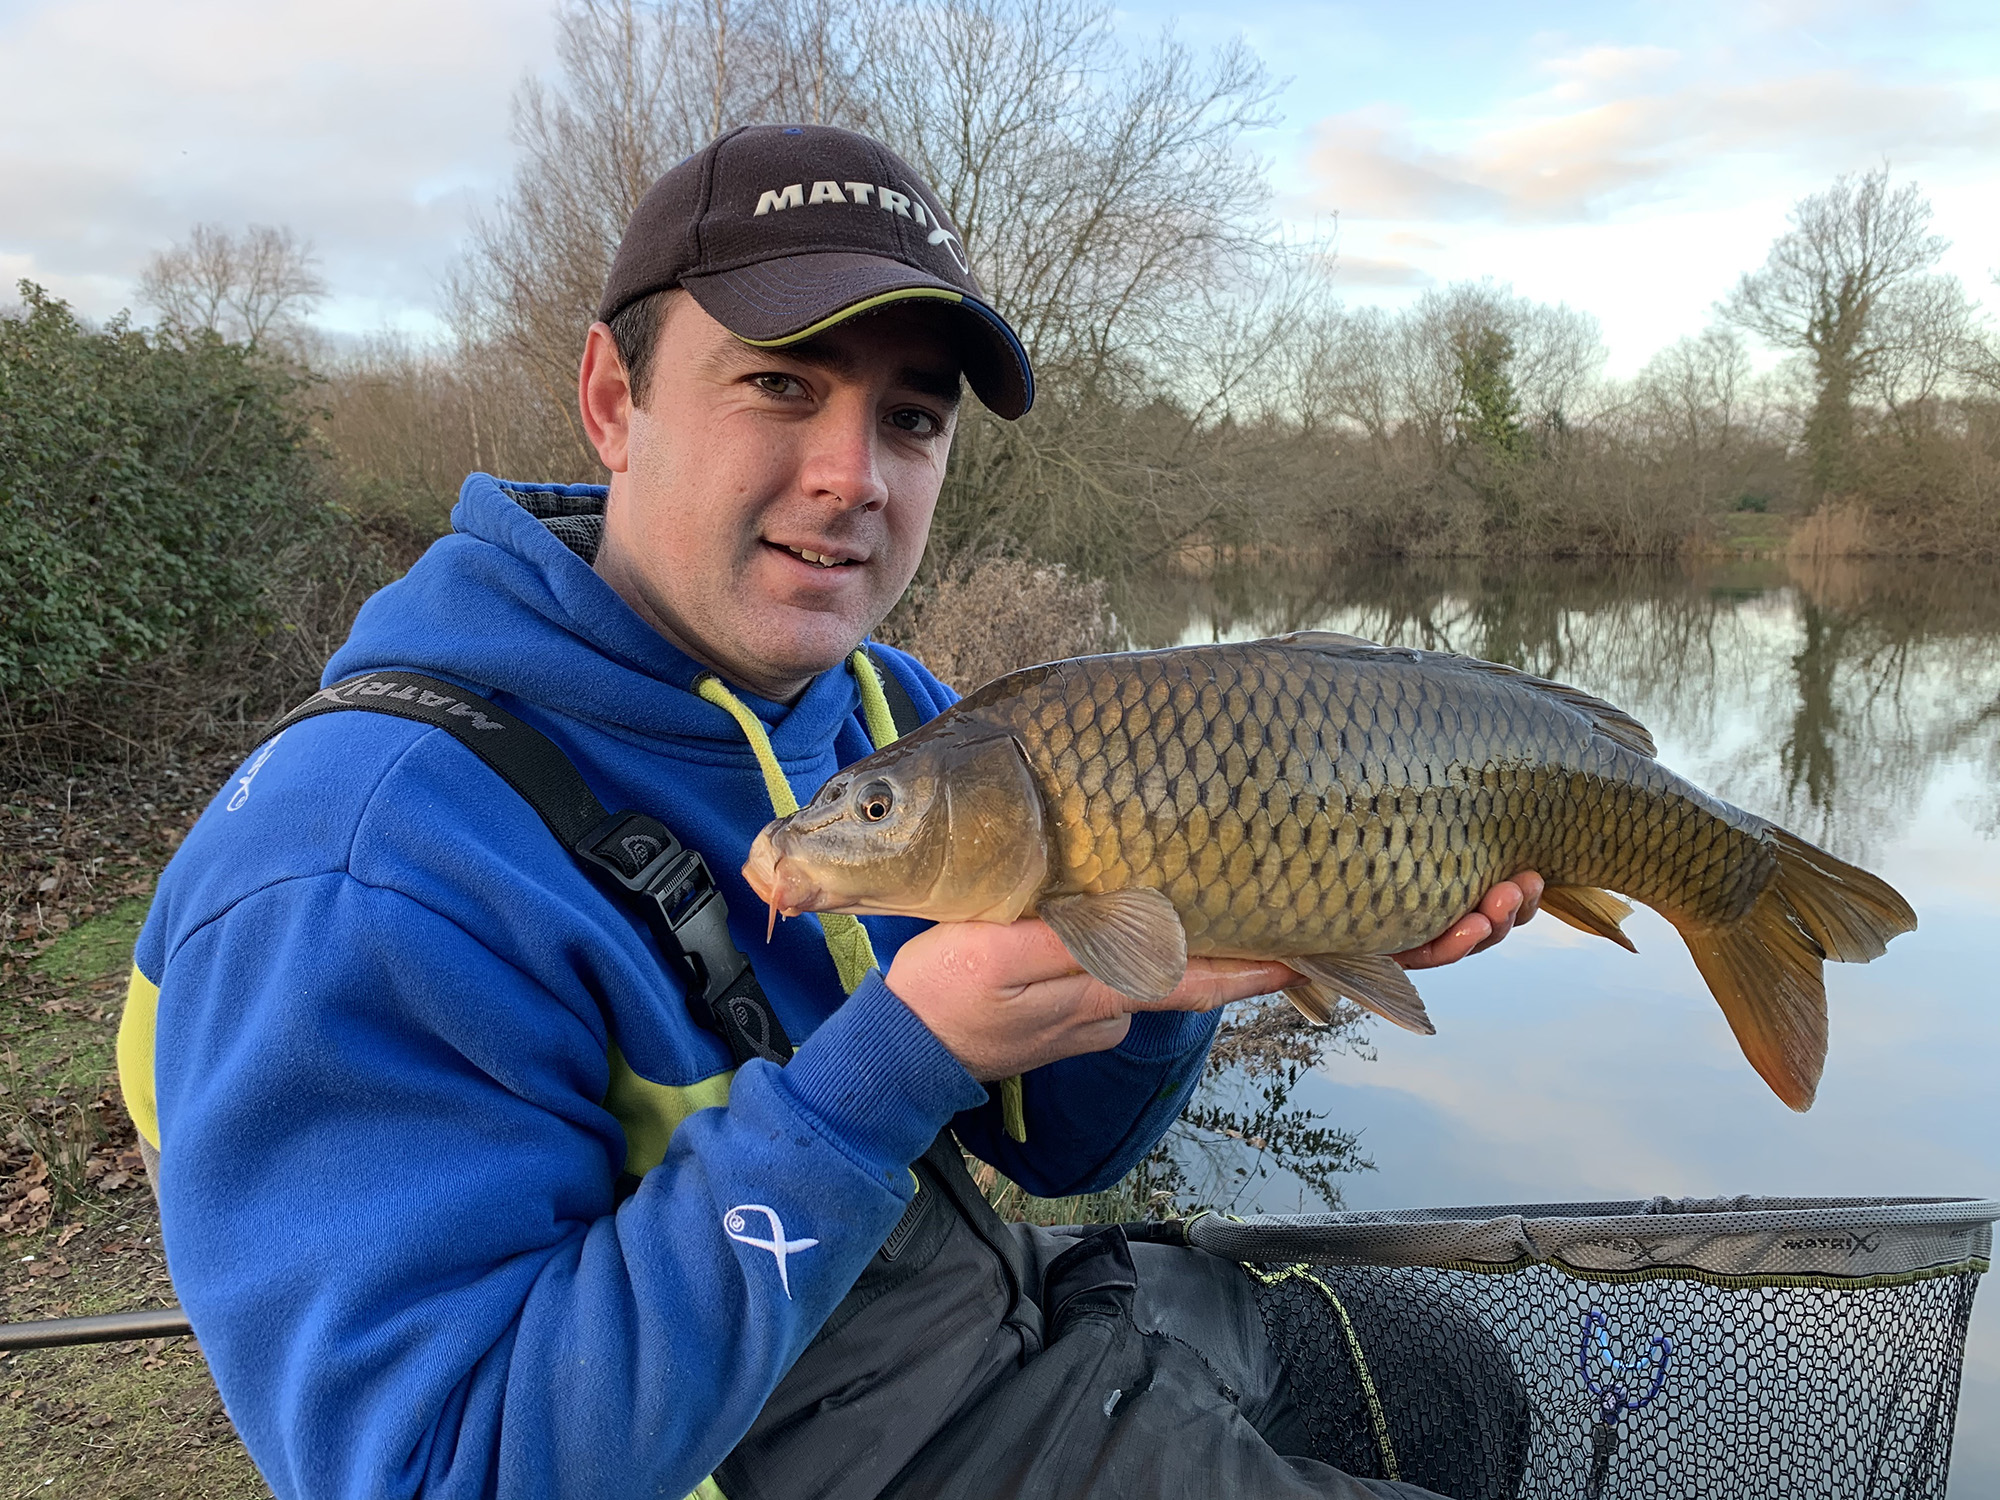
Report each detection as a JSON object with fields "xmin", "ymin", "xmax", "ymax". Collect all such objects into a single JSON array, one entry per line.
[{"xmin": 750, "ymin": 725, "xmax": 1050, "ymax": 924}]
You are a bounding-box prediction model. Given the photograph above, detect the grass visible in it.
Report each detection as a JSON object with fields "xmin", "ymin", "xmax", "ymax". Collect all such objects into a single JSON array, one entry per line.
[
  {"xmin": 3, "ymin": 761, "xmax": 271, "ymax": 1497},
  {"xmin": 1717, "ymin": 510, "xmax": 1795, "ymax": 556}
]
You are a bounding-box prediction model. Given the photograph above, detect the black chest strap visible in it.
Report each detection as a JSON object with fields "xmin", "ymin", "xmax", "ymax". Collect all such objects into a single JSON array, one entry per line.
[{"xmin": 264, "ymin": 670, "xmax": 794, "ymax": 1068}]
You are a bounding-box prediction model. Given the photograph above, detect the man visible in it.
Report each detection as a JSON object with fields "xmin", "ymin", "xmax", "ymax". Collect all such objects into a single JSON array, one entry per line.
[{"xmin": 122, "ymin": 124, "xmax": 1538, "ymax": 1499}]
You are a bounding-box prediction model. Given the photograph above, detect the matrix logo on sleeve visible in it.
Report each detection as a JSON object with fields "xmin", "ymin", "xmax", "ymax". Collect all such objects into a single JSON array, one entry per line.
[
  {"xmin": 723, "ymin": 1204, "xmax": 819, "ymax": 1299},
  {"xmin": 753, "ymin": 180, "xmax": 969, "ymax": 271}
]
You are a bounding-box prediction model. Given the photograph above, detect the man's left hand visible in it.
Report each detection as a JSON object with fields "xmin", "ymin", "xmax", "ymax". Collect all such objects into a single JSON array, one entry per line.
[{"xmin": 1392, "ymin": 870, "xmax": 1545, "ymax": 970}]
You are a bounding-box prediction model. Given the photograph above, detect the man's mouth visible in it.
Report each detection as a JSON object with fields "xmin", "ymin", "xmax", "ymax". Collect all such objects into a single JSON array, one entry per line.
[{"xmin": 769, "ymin": 541, "xmax": 861, "ymax": 570}]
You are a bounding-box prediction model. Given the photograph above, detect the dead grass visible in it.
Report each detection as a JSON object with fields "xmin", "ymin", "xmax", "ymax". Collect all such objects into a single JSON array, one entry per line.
[
  {"xmin": 1787, "ymin": 501, "xmax": 1874, "ymax": 559},
  {"xmin": 880, "ymin": 555, "xmax": 1120, "ymax": 693}
]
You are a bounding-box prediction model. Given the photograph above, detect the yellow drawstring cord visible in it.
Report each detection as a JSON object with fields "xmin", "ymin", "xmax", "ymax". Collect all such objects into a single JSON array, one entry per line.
[
  {"xmin": 698, "ymin": 661, "xmax": 879, "ymax": 996},
  {"xmin": 701, "ymin": 651, "xmax": 1028, "ymax": 1142}
]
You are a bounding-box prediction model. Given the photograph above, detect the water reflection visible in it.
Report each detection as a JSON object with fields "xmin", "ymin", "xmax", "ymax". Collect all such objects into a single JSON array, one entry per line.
[{"xmin": 1123, "ymin": 557, "xmax": 2000, "ymax": 1486}]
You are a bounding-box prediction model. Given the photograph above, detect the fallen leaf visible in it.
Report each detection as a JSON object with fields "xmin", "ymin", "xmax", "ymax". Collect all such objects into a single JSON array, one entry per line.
[
  {"xmin": 54, "ymin": 1223, "xmax": 81, "ymax": 1248},
  {"xmin": 99, "ymin": 1170, "xmax": 130, "ymax": 1191}
]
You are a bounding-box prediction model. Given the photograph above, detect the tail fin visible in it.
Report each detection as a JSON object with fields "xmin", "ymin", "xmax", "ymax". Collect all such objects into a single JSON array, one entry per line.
[
  {"xmin": 1673, "ymin": 829, "xmax": 1916, "ymax": 1112},
  {"xmin": 1765, "ymin": 827, "xmax": 1916, "ymax": 962}
]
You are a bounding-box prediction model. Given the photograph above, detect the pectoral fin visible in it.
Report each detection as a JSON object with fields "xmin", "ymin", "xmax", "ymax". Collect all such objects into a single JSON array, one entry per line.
[
  {"xmin": 1540, "ymin": 885, "xmax": 1638, "ymax": 953},
  {"xmin": 1040, "ymin": 888, "xmax": 1189, "ymax": 1003},
  {"xmin": 1283, "ymin": 952, "xmax": 1435, "ymax": 1035}
]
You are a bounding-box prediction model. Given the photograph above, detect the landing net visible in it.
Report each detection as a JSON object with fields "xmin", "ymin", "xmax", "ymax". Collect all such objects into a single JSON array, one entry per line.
[{"xmin": 1187, "ymin": 1196, "xmax": 1995, "ymax": 1499}]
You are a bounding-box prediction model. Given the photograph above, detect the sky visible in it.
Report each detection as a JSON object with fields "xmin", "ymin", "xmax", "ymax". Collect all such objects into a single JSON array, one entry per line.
[{"xmin": 2, "ymin": 0, "xmax": 1997, "ymax": 374}]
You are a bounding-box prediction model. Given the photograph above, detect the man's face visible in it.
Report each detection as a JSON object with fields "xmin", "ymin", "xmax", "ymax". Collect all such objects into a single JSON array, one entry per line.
[{"xmin": 584, "ymin": 295, "xmax": 961, "ymax": 701}]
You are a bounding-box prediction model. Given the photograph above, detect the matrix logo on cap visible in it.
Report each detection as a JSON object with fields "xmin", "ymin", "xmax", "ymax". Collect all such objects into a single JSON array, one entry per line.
[{"xmin": 753, "ymin": 180, "xmax": 968, "ymax": 271}]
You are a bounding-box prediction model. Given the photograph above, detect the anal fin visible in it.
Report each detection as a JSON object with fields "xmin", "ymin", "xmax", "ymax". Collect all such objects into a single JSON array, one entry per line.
[
  {"xmin": 1540, "ymin": 885, "xmax": 1638, "ymax": 953},
  {"xmin": 1284, "ymin": 952, "xmax": 1435, "ymax": 1036},
  {"xmin": 1039, "ymin": 888, "xmax": 1189, "ymax": 1003}
]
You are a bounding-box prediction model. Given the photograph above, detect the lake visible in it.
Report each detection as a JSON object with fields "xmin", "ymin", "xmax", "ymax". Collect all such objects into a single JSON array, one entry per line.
[{"xmin": 1127, "ymin": 555, "xmax": 2000, "ymax": 1490}]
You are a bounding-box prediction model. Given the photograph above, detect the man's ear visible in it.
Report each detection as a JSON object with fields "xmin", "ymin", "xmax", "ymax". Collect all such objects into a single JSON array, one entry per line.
[{"xmin": 578, "ymin": 322, "xmax": 633, "ymax": 473}]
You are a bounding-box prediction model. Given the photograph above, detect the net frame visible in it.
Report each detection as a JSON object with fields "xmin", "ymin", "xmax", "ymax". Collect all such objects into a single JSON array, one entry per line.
[{"xmin": 1187, "ymin": 1196, "xmax": 1996, "ymax": 1287}]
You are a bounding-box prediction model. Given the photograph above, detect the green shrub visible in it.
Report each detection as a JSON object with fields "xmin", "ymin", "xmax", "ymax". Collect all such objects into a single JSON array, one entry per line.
[{"xmin": 0, "ymin": 282, "xmax": 326, "ymax": 704}]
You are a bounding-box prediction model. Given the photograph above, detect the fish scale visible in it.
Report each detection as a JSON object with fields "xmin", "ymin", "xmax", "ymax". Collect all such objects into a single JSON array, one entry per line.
[
  {"xmin": 745, "ymin": 632, "xmax": 1917, "ymax": 1110},
  {"xmin": 995, "ymin": 643, "xmax": 1763, "ymax": 958}
]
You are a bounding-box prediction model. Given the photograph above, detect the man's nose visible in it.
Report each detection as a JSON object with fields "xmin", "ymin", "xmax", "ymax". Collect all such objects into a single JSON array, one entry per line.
[{"xmin": 800, "ymin": 404, "xmax": 890, "ymax": 512}]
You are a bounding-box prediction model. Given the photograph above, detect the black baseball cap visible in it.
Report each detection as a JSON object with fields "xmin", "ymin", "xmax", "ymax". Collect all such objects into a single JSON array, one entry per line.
[{"xmin": 598, "ymin": 124, "xmax": 1034, "ymax": 419}]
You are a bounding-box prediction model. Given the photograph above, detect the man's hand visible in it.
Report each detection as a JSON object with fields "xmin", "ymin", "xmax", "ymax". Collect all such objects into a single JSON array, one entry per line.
[
  {"xmin": 1392, "ymin": 871, "xmax": 1544, "ymax": 969},
  {"xmin": 884, "ymin": 921, "xmax": 1294, "ymax": 1082}
]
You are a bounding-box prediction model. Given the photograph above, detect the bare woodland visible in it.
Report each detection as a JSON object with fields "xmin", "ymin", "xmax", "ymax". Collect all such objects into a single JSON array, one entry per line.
[{"xmin": 149, "ymin": 0, "xmax": 2000, "ymax": 585}]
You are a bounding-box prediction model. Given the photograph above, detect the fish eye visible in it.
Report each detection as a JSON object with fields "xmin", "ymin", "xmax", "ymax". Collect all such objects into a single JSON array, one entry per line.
[{"xmin": 856, "ymin": 780, "xmax": 895, "ymax": 821}]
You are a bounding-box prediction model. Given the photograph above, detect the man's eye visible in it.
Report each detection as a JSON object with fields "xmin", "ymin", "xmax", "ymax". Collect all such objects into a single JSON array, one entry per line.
[
  {"xmin": 887, "ymin": 408, "xmax": 941, "ymax": 437},
  {"xmin": 753, "ymin": 373, "xmax": 806, "ymax": 397}
]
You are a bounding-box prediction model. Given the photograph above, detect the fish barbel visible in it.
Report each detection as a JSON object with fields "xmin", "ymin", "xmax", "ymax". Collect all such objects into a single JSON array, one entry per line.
[{"xmin": 742, "ymin": 633, "xmax": 1916, "ymax": 1109}]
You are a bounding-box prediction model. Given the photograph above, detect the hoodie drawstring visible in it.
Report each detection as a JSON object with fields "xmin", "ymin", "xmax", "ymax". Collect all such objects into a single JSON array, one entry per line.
[
  {"xmin": 697, "ymin": 654, "xmax": 886, "ymax": 996},
  {"xmin": 699, "ymin": 651, "xmax": 1029, "ymax": 1143}
]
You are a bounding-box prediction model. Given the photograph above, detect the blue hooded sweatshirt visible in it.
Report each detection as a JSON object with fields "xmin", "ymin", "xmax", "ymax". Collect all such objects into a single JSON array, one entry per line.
[{"xmin": 126, "ymin": 474, "xmax": 1221, "ymax": 1500}]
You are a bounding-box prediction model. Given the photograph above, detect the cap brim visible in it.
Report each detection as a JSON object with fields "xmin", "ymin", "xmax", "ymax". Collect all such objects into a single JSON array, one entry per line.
[{"xmin": 682, "ymin": 252, "xmax": 1033, "ymax": 420}]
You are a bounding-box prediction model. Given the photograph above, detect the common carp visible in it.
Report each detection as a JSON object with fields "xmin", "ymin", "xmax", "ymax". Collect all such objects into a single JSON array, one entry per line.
[{"xmin": 742, "ymin": 633, "xmax": 1916, "ymax": 1109}]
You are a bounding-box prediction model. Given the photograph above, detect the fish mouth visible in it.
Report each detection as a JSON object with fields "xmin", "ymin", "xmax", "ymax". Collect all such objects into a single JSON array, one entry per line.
[{"xmin": 743, "ymin": 826, "xmax": 829, "ymax": 920}]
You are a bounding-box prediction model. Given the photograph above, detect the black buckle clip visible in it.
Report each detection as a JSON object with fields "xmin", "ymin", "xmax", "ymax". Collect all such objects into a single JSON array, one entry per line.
[{"xmin": 574, "ymin": 811, "xmax": 791, "ymax": 1066}]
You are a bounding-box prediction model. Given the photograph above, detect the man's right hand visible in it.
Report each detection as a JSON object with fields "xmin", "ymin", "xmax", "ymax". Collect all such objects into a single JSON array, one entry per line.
[{"xmin": 883, "ymin": 919, "xmax": 1296, "ymax": 1082}]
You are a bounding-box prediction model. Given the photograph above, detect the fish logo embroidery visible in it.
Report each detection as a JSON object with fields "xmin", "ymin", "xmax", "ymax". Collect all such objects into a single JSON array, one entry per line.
[
  {"xmin": 226, "ymin": 731, "xmax": 286, "ymax": 812},
  {"xmin": 723, "ymin": 1204, "xmax": 819, "ymax": 1299}
]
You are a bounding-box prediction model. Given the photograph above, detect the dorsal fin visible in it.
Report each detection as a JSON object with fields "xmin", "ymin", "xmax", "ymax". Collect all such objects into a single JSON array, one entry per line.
[
  {"xmin": 1268, "ymin": 630, "xmax": 1657, "ymax": 758},
  {"xmin": 1270, "ymin": 629, "xmax": 1382, "ymax": 652},
  {"xmin": 1452, "ymin": 657, "xmax": 1656, "ymax": 757}
]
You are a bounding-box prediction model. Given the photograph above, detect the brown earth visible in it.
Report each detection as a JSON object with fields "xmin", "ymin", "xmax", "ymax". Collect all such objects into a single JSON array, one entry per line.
[{"xmin": 1, "ymin": 753, "xmax": 268, "ymax": 1497}]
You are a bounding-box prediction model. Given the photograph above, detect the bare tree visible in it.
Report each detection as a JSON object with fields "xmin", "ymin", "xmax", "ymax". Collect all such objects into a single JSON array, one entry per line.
[
  {"xmin": 1864, "ymin": 273, "xmax": 1986, "ymax": 422},
  {"xmin": 1721, "ymin": 167, "xmax": 1948, "ymax": 495},
  {"xmin": 139, "ymin": 223, "xmax": 327, "ymax": 352},
  {"xmin": 1299, "ymin": 282, "xmax": 1601, "ymax": 465},
  {"xmin": 1635, "ymin": 328, "xmax": 1754, "ymax": 462},
  {"xmin": 855, "ymin": 0, "xmax": 1279, "ymax": 389},
  {"xmin": 446, "ymin": 0, "xmax": 1291, "ymax": 565},
  {"xmin": 451, "ymin": 0, "xmax": 879, "ymax": 462}
]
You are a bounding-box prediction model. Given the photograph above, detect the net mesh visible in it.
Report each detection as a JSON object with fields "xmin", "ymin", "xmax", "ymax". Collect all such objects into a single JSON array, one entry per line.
[{"xmin": 1193, "ymin": 1197, "xmax": 1995, "ymax": 1500}]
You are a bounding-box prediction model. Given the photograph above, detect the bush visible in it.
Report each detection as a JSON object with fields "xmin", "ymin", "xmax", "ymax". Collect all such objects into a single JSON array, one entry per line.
[{"xmin": 0, "ymin": 283, "xmax": 328, "ymax": 704}]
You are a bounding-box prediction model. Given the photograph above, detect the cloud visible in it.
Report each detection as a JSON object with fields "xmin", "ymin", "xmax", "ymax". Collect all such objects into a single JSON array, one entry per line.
[
  {"xmin": 0, "ymin": 0, "xmax": 553, "ymax": 326},
  {"xmin": 1539, "ymin": 44, "xmax": 1681, "ymax": 101},
  {"xmin": 1304, "ymin": 61, "xmax": 2000, "ymax": 225},
  {"xmin": 1329, "ymin": 255, "xmax": 1435, "ymax": 288}
]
